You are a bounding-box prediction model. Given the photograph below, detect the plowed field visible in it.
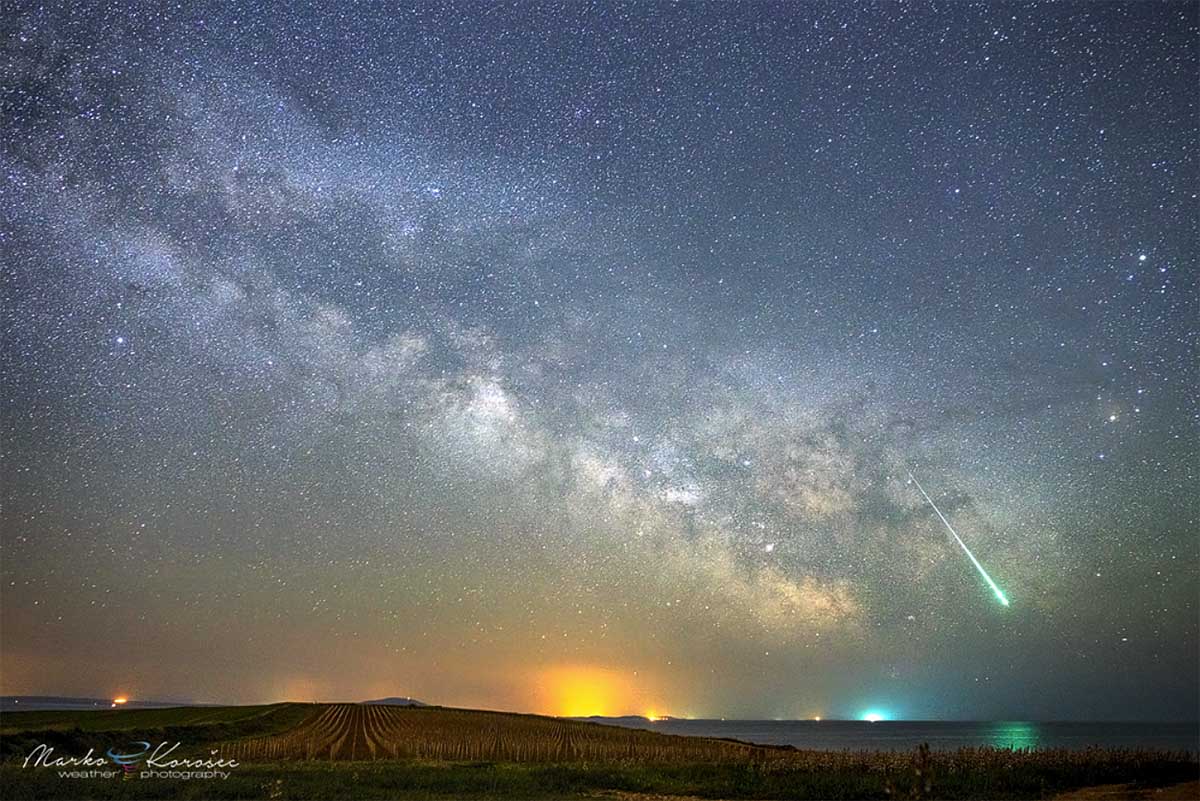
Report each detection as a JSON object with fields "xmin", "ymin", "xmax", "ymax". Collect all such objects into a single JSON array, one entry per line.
[{"xmin": 220, "ymin": 704, "xmax": 761, "ymax": 763}]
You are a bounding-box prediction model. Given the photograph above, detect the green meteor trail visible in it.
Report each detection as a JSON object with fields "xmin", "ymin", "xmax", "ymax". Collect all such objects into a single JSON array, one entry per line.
[{"xmin": 908, "ymin": 469, "xmax": 1010, "ymax": 607}]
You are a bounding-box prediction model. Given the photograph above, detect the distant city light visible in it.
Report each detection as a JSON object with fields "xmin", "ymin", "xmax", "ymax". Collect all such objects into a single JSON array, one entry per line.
[{"xmin": 111, "ymin": 697, "xmax": 128, "ymax": 707}]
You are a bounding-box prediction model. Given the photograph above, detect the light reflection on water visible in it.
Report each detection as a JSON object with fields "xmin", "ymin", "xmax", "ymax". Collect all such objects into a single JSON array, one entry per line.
[
  {"xmin": 608, "ymin": 719, "xmax": 1199, "ymax": 752},
  {"xmin": 987, "ymin": 721, "xmax": 1040, "ymax": 750}
]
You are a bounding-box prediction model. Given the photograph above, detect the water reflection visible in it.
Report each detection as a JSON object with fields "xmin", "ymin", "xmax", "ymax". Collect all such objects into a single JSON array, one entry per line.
[{"xmin": 988, "ymin": 721, "xmax": 1040, "ymax": 750}]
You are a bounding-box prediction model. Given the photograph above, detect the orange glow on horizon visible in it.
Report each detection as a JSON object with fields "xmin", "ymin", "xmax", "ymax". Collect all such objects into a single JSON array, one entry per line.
[
  {"xmin": 111, "ymin": 697, "xmax": 128, "ymax": 706},
  {"xmin": 537, "ymin": 665, "xmax": 660, "ymax": 718},
  {"xmin": 546, "ymin": 666, "xmax": 619, "ymax": 717}
]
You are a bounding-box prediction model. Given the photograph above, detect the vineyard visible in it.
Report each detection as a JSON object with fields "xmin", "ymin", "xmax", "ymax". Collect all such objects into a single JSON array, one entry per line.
[{"xmin": 219, "ymin": 704, "xmax": 765, "ymax": 763}]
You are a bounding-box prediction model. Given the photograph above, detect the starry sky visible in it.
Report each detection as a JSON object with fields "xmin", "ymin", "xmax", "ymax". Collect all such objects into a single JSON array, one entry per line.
[{"xmin": 2, "ymin": 2, "xmax": 1197, "ymax": 722}]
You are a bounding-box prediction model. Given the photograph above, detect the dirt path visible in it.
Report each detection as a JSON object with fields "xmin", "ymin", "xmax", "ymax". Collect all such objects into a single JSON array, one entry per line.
[
  {"xmin": 588, "ymin": 795, "xmax": 711, "ymax": 801},
  {"xmin": 591, "ymin": 782, "xmax": 1200, "ymax": 801},
  {"xmin": 1053, "ymin": 780, "xmax": 1200, "ymax": 800}
]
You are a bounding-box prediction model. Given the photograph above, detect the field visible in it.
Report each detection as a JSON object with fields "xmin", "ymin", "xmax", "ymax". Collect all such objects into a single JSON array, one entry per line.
[
  {"xmin": 220, "ymin": 704, "xmax": 767, "ymax": 763},
  {"xmin": 1, "ymin": 704, "xmax": 1196, "ymax": 800}
]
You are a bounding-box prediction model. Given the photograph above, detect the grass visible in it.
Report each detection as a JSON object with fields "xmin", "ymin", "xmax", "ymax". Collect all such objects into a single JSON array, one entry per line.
[
  {"xmin": 3, "ymin": 756, "xmax": 1198, "ymax": 800},
  {"xmin": 1, "ymin": 704, "xmax": 1195, "ymax": 800}
]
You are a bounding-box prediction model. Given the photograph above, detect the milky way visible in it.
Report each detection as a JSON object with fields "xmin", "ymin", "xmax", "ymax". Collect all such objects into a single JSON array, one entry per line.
[{"xmin": 2, "ymin": 2, "xmax": 1196, "ymax": 720}]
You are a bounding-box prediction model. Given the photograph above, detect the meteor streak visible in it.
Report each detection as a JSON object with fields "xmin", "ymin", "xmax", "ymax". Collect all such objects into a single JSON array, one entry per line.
[{"xmin": 908, "ymin": 469, "xmax": 1010, "ymax": 607}]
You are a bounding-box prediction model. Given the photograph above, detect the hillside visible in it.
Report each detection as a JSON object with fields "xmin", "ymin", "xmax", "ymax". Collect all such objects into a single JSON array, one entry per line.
[{"xmin": 220, "ymin": 703, "xmax": 765, "ymax": 763}]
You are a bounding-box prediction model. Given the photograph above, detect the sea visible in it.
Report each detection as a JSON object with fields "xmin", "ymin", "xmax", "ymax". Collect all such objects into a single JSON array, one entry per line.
[{"xmin": 602, "ymin": 719, "xmax": 1200, "ymax": 753}]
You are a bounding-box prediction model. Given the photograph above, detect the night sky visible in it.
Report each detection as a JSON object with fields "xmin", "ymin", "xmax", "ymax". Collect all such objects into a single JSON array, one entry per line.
[{"xmin": 2, "ymin": 2, "xmax": 1197, "ymax": 722}]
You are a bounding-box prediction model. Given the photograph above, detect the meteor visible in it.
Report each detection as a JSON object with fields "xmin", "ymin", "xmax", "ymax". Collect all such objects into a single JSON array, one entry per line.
[{"xmin": 908, "ymin": 469, "xmax": 1010, "ymax": 607}]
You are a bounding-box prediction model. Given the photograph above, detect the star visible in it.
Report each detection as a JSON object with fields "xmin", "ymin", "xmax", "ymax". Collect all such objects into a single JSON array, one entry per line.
[{"xmin": 0, "ymin": 0, "xmax": 1193, "ymax": 724}]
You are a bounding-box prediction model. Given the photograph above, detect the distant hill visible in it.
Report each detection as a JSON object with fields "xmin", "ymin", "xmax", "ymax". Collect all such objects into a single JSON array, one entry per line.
[
  {"xmin": 572, "ymin": 715, "xmax": 680, "ymax": 723},
  {"xmin": 0, "ymin": 695, "xmax": 196, "ymax": 711},
  {"xmin": 361, "ymin": 696, "xmax": 427, "ymax": 706},
  {"xmin": 2, "ymin": 695, "xmax": 429, "ymax": 711}
]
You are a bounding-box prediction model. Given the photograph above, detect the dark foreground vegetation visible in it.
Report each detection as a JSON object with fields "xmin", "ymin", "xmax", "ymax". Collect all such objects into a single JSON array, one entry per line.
[{"xmin": 2, "ymin": 704, "xmax": 1195, "ymax": 800}]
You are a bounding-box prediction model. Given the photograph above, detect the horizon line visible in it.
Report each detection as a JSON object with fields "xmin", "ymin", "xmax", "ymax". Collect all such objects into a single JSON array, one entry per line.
[{"xmin": 2, "ymin": 695, "xmax": 1197, "ymax": 725}]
